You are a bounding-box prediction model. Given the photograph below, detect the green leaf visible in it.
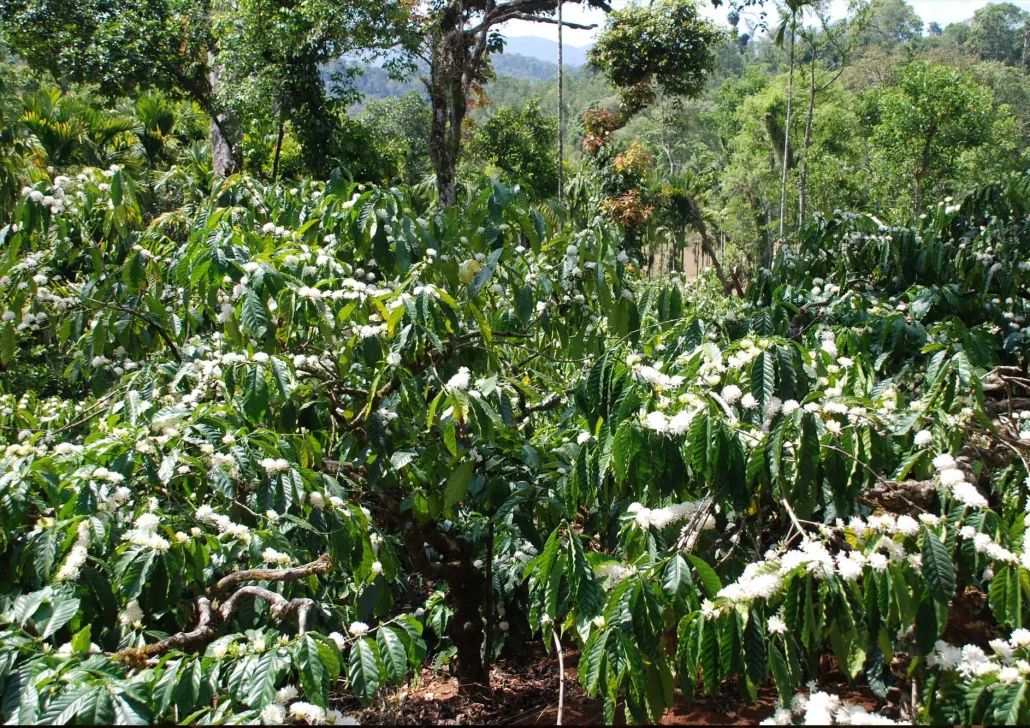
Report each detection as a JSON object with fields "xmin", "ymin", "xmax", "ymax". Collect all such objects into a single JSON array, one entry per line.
[
  {"xmin": 111, "ymin": 688, "xmax": 150, "ymax": 725},
  {"xmin": 296, "ymin": 634, "xmax": 339, "ymax": 707},
  {"xmin": 662, "ymin": 554, "xmax": 693, "ymax": 605},
  {"xmin": 0, "ymin": 322, "xmax": 15, "ymax": 364},
  {"xmin": 40, "ymin": 687, "xmax": 96, "ymax": 725},
  {"xmin": 993, "ymin": 682, "xmax": 1027, "ymax": 726},
  {"xmin": 768, "ymin": 641, "xmax": 794, "ymax": 706},
  {"xmin": 349, "ymin": 637, "xmax": 383, "ymax": 706},
  {"xmin": 744, "ymin": 610, "xmax": 767, "ymax": 685},
  {"xmin": 242, "ymin": 365, "xmax": 270, "ymax": 422},
  {"xmin": 750, "ymin": 350, "xmax": 775, "ymax": 411},
  {"xmin": 443, "ymin": 461, "xmax": 475, "ymax": 508},
  {"xmin": 580, "ymin": 629, "xmax": 608, "ymax": 695},
  {"xmin": 377, "ymin": 627, "xmax": 409, "ymax": 686},
  {"xmin": 118, "ymin": 549, "xmax": 156, "ymax": 601},
  {"xmin": 469, "ymin": 248, "xmax": 502, "ymax": 297},
  {"xmin": 687, "ymin": 554, "xmax": 722, "ymax": 598},
  {"xmin": 921, "ymin": 529, "xmax": 956, "ymax": 604},
  {"xmin": 700, "ymin": 619, "xmax": 719, "ymax": 695},
  {"xmin": 242, "ymin": 289, "xmax": 270, "ymax": 338}
]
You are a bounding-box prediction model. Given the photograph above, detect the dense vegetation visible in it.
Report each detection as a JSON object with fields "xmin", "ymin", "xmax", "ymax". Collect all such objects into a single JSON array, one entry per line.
[{"xmin": 3, "ymin": 0, "xmax": 1030, "ymax": 725}]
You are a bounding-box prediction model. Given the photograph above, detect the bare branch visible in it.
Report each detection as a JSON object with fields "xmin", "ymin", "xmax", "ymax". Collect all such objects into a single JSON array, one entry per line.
[
  {"xmin": 858, "ymin": 478, "xmax": 938, "ymax": 515},
  {"xmin": 210, "ymin": 552, "xmax": 332, "ymax": 596},
  {"xmin": 117, "ymin": 598, "xmax": 215, "ymax": 664},
  {"xmin": 218, "ymin": 586, "xmax": 317, "ymax": 635},
  {"xmin": 507, "ymin": 13, "xmax": 597, "ymax": 28},
  {"xmin": 515, "ymin": 394, "xmax": 564, "ymax": 424},
  {"xmin": 81, "ymin": 297, "xmax": 182, "ymax": 362},
  {"xmin": 114, "ymin": 555, "xmax": 333, "ymax": 664}
]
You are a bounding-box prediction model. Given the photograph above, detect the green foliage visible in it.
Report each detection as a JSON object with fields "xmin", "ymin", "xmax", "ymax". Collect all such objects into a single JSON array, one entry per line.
[
  {"xmin": 868, "ymin": 61, "xmax": 998, "ymax": 215},
  {"xmin": 967, "ymin": 2, "xmax": 1030, "ymax": 67},
  {"xmin": 6, "ymin": 1, "xmax": 1030, "ymax": 725},
  {"xmin": 467, "ymin": 100, "xmax": 558, "ymax": 198},
  {"xmin": 590, "ymin": 0, "xmax": 722, "ymax": 111}
]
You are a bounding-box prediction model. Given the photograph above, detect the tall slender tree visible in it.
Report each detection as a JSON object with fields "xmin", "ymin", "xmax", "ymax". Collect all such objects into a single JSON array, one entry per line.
[
  {"xmin": 773, "ymin": 0, "xmax": 818, "ymax": 257},
  {"xmin": 796, "ymin": 1, "xmax": 868, "ymax": 226},
  {"xmin": 403, "ymin": 0, "xmax": 606, "ymax": 208}
]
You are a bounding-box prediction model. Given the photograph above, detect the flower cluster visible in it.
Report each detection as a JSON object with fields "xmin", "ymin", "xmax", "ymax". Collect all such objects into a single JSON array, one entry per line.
[
  {"xmin": 626, "ymin": 500, "xmax": 709, "ymax": 530},
  {"xmin": 761, "ymin": 688, "xmax": 900, "ymax": 725},
  {"xmin": 932, "ymin": 453, "xmax": 988, "ymax": 509}
]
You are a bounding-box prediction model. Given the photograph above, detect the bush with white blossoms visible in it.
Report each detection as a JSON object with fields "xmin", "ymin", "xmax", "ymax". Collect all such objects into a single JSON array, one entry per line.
[{"xmin": 3, "ymin": 161, "xmax": 1030, "ymax": 726}]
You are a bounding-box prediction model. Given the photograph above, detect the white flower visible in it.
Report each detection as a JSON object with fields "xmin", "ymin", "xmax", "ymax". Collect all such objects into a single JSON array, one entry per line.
[
  {"xmin": 259, "ymin": 458, "xmax": 290, "ymax": 475},
  {"xmin": 895, "ymin": 515, "xmax": 920, "ymax": 537},
  {"xmin": 349, "ymin": 621, "xmax": 370, "ymax": 637},
  {"xmin": 932, "ymin": 453, "xmax": 956, "ymax": 470},
  {"xmin": 951, "ymin": 480, "xmax": 988, "ymax": 509},
  {"xmin": 914, "ymin": 429, "xmax": 933, "ymax": 447},
  {"xmin": 740, "ymin": 393, "xmax": 758, "ymax": 409},
  {"xmin": 643, "ymin": 411, "xmax": 669, "ymax": 433},
  {"xmin": 119, "ymin": 600, "xmax": 145, "ymax": 627},
  {"xmin": 868, "ymin": 553, "xmax": 888, "ymax": 572},
  {"xmin": 260, "ymin": 703, "xmax": 286, "ymax": 724},
  {"xmin": 328, "ymin": 632, "xmax": 347, "ymax": 650},
  {"xmin": 289, "ymin": 702, "xmax": 327, "ymax": 724},
  {"xmin": 720, "ymin": 385, "xmax": 742, "ymax": 404},
  {"xmin": 1010, "ymin": 628, "xmax": 1030, "ymax": 647},
  {"xmin": 781, "ymin": 399, "xmax": 800, "ymax": 415},
  {"xmin": 499, "ymin": 620, "xmax": 510, "ymax": 632},
  {"xmin": 371, "ymin": 561, "xmax": 384, "ymax": 575},
  {"xmin": 446, "ymin": 367, "xmax": 471, "ymax": 392},
  {"xmin": 274, "ymin": 685, "xmax": 299, "ymax": 704},
  {"xmin": 767, "ymin": 615, "xmax": 788, "ymax": 634},
  {"xmin": 262, "ymin": 548, "xmax": 291, "ymax": 566},
  {"xmin": 825, "ymin": 420, "xmax": 842, "ymax": 436}
]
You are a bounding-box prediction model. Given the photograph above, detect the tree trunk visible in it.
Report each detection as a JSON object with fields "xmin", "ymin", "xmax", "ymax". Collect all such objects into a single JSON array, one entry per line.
[
  {"xmin": 557, "ymin": 0, "xmax": 564, "ymax": 205},
  {"xmin": 447, "ymin": 562, "xmax": 488, "ymax": 688},
  {"xmin": 207, "ymin": 53, "xmax": 240, "ymax": 178},
  {"xmin": 777, "ymin": 12, "xmax": 796, "ymax": 246},
  {"xmin": 271, "ymin": 114, "xmax": 285, "ymax": 182},
  {"xmin": 798, "ymin": 53, "xmax": 816, "ymax": 227},
  {"xmin": 913, "ymin": 172, "xmax": 922, "ymax": 219},
  {"xmin": 685, "ymin": 192, "xmax": 744, "ymax": 296},
  {"xmin": 427, "ymin": 26, "xmax": 468, "ymax": 209},
  {"xmin": 913, "ymin": 126, "xmax": 935, "ymax": 218},
  {"xmin": 403, "ymin": 519, "xmax": 488, "ymax": 690}
]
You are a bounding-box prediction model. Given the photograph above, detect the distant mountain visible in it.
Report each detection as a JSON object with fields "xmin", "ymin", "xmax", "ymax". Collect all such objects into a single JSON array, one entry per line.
[
  {"xmin": 500, "ymin": 36, "xmax": 592, "ymax": 67},
  {"xmin": 491, "ymin": 53, "xmax": 558, "ymax": 80},
  {"xmin": 334, "ymin": 50, "xmax": 568, "ymax": 102}
]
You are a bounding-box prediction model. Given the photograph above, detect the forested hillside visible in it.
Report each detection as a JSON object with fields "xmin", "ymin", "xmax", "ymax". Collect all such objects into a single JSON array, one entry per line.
[{"xmin": 2, "ymin": 0, "xmax": 1030, "ymax": 725}]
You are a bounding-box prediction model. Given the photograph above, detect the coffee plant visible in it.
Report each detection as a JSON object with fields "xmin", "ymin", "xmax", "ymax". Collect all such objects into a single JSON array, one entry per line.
[{"xmin": 1, "ymin": 166, "xmax": 1030, "ymax": 725}]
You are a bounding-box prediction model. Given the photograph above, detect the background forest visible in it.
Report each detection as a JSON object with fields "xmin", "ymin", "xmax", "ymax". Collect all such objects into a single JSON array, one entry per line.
[{"xmin": 3, "ymin": 0, "xmax": 1030, "ymax": 725}]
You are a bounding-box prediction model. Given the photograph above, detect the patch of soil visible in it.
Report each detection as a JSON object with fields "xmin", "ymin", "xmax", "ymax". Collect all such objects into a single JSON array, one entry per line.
[{"xmin": 336, "ymin": 642, "xmax": 895, "ymax": 725}]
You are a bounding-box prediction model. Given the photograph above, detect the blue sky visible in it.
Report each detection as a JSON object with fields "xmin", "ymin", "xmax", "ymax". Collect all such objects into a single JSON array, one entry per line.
[{"xmin": 503, "ymin": 0, "xmax": 1030, "ymax": 47}]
